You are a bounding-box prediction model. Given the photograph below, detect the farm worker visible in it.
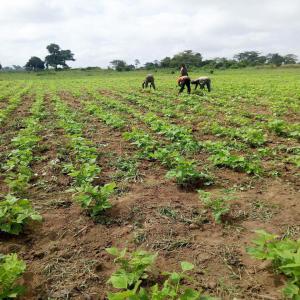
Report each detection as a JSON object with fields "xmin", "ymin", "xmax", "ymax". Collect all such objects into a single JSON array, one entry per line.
[
  {"xmin": 142, "ymin": 74, "xmax": 156, "ymax": 89},
  {"xmin": 178, "ymin": 76, "xmax": 191, "ymax": 94},
  {"xmin": 191, "ymin": 77, "xmax": 211, "ymax": 92},
  {"xmin": 180, "ymin": 64, "xmax": 188, "ymax": 76}
]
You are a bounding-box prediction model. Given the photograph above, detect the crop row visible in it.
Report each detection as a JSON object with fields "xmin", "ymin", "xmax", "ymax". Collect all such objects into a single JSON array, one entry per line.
[
  {"xmin": 0, "ymin": 89, "xmax": 45, "ymax": 298},
  {"xmin": 0, "ymin": 84, "xmax": 31, "ymax": 125},
  {"xmin": 84, "ymin": 89, "xmax": 263, "ymax": 175},
  {"xmin": 57, "ymin": 89, "xmax": 213, "ymax": 187},
  {"xmin": 51, "ymin": 93, "xmax": 116, "ymax": 217},
  {"xmin": 102, "ymin": 86, "xmax": 299, "ymax": 169},
  {"xmin": 123, "ymin": 88, "xmax": 300, "ymax": 143},
  {"xmin": 0, "ymin": 82, "xmax": 23, "ymax": 101}
]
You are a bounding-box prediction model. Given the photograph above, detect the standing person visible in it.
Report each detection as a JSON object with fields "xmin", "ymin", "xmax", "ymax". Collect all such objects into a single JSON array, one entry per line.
[
  {"xmin": 177, "ymin": 76, "xmax": 191, "ymax": 94},
  {"xmin": 142, "ymin": 74, "xmax": 155, "ymax": 90},
  {"xmin": 180, "ymin": 64, "xmax": 188, "ymax": 76}
]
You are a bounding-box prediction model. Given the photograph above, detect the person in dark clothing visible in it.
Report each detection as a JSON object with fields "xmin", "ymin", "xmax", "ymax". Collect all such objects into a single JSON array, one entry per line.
[
  {"xmin": 178, "ymin": 76, "xmax": 191, "ymax": 94},
  {"xmin": 180, "ymin": 64, "xmax": 188, "ymax": 76},
  {"xmin": 142, "ymin": 74, "xmax": 155, "ymax": 89},
  {"xmin": 191, "ymin": 77, "xmax": 211, "ymax": 92}
]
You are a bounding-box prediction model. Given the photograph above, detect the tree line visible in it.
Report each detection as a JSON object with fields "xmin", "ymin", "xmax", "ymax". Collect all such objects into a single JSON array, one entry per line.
[
  {"xmin": 110, "ymin": 50, "xmax": 299, "ymax": 71},
  {"xmin": 0, "ymin": 48, "xmax": 298, "ymax": 72}
]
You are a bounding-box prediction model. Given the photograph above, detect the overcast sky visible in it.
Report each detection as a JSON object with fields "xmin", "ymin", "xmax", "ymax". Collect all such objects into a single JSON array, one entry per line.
[{"xmin": 0, "ymin": 0, "xmax": 299, "ymax": 67}]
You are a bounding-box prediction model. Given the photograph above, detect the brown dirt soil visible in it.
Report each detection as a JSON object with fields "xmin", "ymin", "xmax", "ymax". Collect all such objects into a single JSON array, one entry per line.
[{"xmin": 0, "ymin": 93, "xmax": 299, "ymax": 300}]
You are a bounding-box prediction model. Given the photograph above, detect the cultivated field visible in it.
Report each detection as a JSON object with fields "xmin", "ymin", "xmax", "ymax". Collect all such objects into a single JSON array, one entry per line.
[{"xmin": 0, "ymin": 68, "xmax": 299, "ymax": 299}]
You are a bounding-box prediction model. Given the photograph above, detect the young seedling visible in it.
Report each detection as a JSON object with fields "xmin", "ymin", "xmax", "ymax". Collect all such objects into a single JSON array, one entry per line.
[{"xmin": 198, "ymin": 190, "xmax": 232, "ymax": 224}]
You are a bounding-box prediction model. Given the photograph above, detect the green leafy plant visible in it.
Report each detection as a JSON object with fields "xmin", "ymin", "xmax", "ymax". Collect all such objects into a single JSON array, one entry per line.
[
  {"xmin": 166, "ymin": 158, "xmax": 213, "ymax": 187},
  {"xmin": 85, "ymin": 102, "xmax": 125, "ymax": 129},
  {"xmin": 52, "ymin": 95, "xmax": 116, "ymax": 217},
  {"xmin": 0, "ymin": 253, "xmax": 26, "ymax": 299},
  {"xmin": 74, "ymin": 182, "xmax": 116, "ymax": 217},
  {"xmin": 67, "ymin": 162, "xmax": 101, "ymax": 185},
  {"xmin": 209, "ymin": 122, "xmax": 266, "ymax": 147},
  {"xmin": 268, "ymin": 119, "xmax": 300, "ymax": 140},
  {"xmin": 123, "ymin": 129, "xmax": 158, "ymax": 158},
  {"xmin": 0, "ymin": 194, "xmax": 42, "ymax": 235},
  {"xmin": 209, "ymin": 149, "xmax": 262, "ymax": 175},
  {"xmin": 2, "ymin": 90, "xmax": 44, "ymax": 195},
  {"xmin": 198, "ymin": 190, "xmax": 231, "ymax": 224},
  {"xmin": 144, "ymin": 261, "xmax": 212, "ymax": 300},
  {"xmin": 106, "ymin": 247, "xmax": 215, "ymax": 300},
  {"xmin": 247, "ymin": 230, "xmax": 300, "ymax": 299},
  {"xmin": 0, "ymin": 86, "xmax": 30, "ymax": 125},
  {"xmin": 106, "ymin": 247, "xmax": 157, "ymax": 290}
]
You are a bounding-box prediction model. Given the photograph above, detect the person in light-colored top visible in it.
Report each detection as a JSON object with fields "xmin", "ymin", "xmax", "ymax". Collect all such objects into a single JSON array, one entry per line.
[{"xmin": 191, "ymin": 77, "xmax": 211, "ymax": 92}]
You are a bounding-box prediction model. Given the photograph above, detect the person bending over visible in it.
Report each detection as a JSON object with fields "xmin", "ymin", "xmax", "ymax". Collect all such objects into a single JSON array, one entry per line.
[
  {"xmin": 178, "ymin": 76, "xmax": 191, "ymax": 94},
  {"xmin": 191, "ymin": 77, "xmax": 211, "ymax": 92},
  {"xmin": 142, "ymin": 74, "xmax": 155, "ymax": 89}
]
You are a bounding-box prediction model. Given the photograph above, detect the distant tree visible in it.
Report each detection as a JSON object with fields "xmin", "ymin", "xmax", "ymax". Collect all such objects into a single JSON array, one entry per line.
[
  {"xmin": 160, "ymin": 56, "xmax": 171, "ymax": 68},
  {"xmin": 45, "ymin": 43, "xmax": 75, "ymax": 69},
  {"xmin": 213, "ymin": 57, "xmax": 238, "ymax": 69},
  {"xmin": 234, "ymin": 51, "xmax": 265, "ymax": 66},
  {"xmin": 60, "ymin": 49, "xmax": 75, "ymax": 68},
  {"xmin": 283, "ymin": 54, "xmax": 298, "ymax": 64},
  {"xmin": 170, "ymin": 50, "xmax": 202, "ymax": 68},
  {"xmin": 144, "ymin": 62, "xmax": 156, "ymax": 70},
  {"xmin": 256, "ymin": 55, "xmax": 267, "ymax": 65},
  {"xmin": 3, "ymin": 66, "xmax": 14, "ymax": 71},
  {"xmin": 12, "ymin": 65, "xmax": 23, "ymax": 71},
  {"xmin": 0, "ymin": 63, "xmax": 2, "ymax": 70},
  {"xmin": 134, "ymin": 59, "xmax": 140, "ymax": 69},
  {"xmin": 201, "ymin": 59, "xmax": 216, "ymax": 68},
  {"xmin": 153, "ymin": 60, "xmax": 160, "ymax": 68},
  {"xmin": 125, "ymin": 64, "xmax": 135, "ymax": 71},
  {"xmin": 25, "ymin": 56, "xmax": 45, "ymax": 71},
  {"xmin": 266, "ymin": 53, "xmax": 285, "ymax": 66},
  {"xmin": 109, "ymin": 60, "xmax": 127, "ymax": 71}
]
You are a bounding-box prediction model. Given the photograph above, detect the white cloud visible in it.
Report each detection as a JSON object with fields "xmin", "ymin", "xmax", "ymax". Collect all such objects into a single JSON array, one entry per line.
[{"xmin": 0, "ymin": 0, "xmax": 299, "ymax": 67}]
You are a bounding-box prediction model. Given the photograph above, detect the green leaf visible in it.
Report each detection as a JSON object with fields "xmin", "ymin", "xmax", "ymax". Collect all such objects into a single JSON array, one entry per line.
[
  {"xmin": 170, "ymin": 272, "xmax": 181, "ymax": 284},
  {"xmin": 283, "ymin": 281, "xmax": 299, "ymax": 299},
  {"xmin": 180, "ymin": 288, "xmax": 200, "ymax": 300},
  {"xmin": 106, "ymin": 247, "xmax": 120, "ymax": 257},
  {"xmin": 181, "ymin": 261, "xmax": 195, "ymax": 272},
  {"xmin": 108, "ymin": 269, "xmax": 129, "ymax": 289},
  {"xmin": 107, "ymin": 290, "xmax": 136, "ymax": 300}
]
